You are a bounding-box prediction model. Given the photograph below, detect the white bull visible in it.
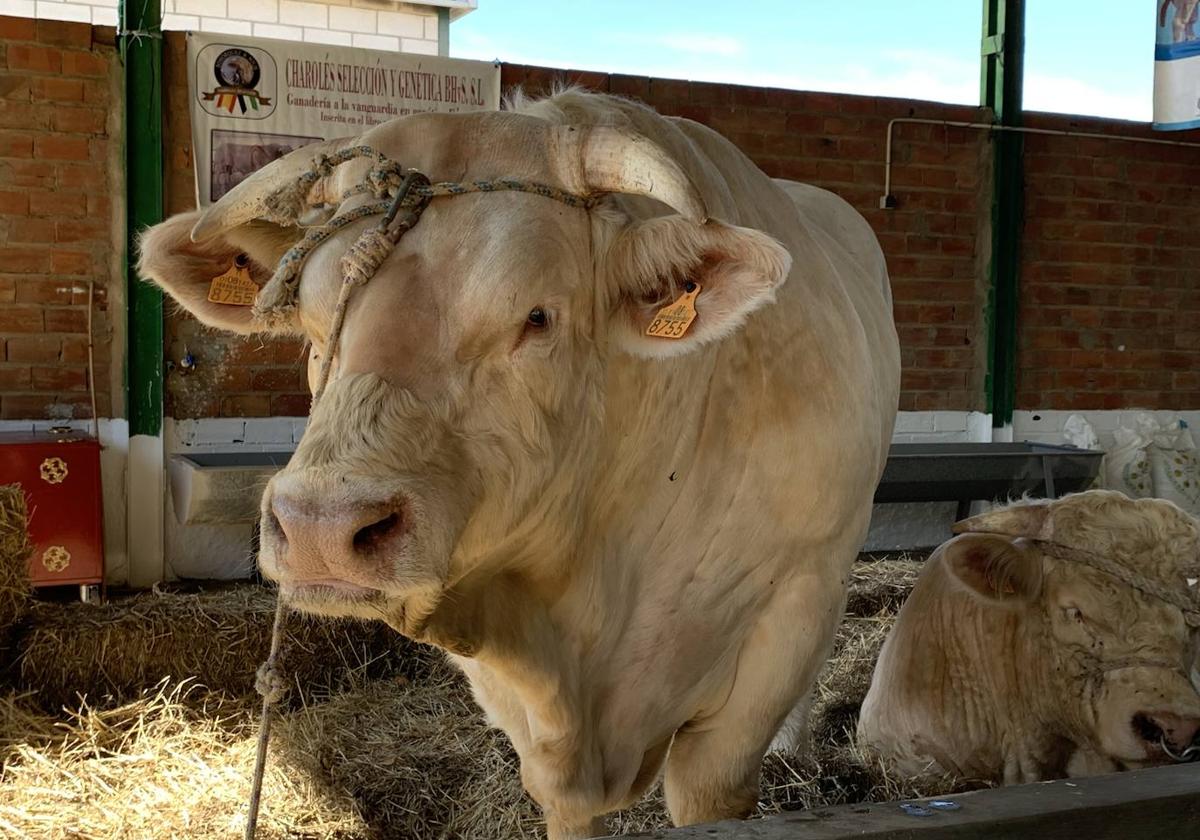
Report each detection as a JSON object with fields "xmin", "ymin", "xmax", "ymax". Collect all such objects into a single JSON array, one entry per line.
[
  {"xmin": 138, "ymin": 90, "xmax": 900, "ymax": 837},
  {"xmin": 859, "ymin": 491, "xmax": 1200, "ymax": 785}
]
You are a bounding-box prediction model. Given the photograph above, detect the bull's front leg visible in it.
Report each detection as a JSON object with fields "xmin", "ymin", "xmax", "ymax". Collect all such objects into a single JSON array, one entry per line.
[{"xmin": 431, "ymin": 583, "xmax": 609, "ymax": 839}]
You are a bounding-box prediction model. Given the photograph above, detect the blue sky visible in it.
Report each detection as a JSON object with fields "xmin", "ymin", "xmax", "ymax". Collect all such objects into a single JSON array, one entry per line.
[{"xmin": 451, "ymin": 1, "xmax": 1151, "ymax": 122}]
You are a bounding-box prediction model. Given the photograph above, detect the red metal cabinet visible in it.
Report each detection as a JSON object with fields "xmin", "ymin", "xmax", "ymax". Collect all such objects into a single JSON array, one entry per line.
[{"xmin": 0, "ymin": 431, "xmax": 105, "ymax": 589}]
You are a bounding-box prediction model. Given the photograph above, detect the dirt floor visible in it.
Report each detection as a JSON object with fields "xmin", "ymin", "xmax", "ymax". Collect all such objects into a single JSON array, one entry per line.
[{"xmin": 0, "ymin": 551, "xmax": 980, "ymax": 839}]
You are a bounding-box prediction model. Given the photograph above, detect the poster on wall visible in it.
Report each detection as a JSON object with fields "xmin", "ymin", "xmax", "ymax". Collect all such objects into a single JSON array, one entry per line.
[
  {"xmin": 1154, "ymin": 0, "xmax": 1200, "ymax": 130},
  {"xmin": 186, "ymin": 33, "xmax": 501, "ymax": 206}
]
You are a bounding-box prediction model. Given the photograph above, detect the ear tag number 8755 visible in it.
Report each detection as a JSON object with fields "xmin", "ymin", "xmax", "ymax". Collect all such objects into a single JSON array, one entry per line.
[{"xmin": 645, "ymin": 281, "xmax": 700, "ymax": 339}]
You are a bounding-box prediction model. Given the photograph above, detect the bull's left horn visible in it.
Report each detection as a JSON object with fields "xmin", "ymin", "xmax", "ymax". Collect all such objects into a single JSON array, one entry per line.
[
  {"xmin": 952, "ymin": 502, "xmax": 1053, "ymax": 540},
  {"xmin": 190, "ymin": 136, "xmax": 355, "ymax": 242},
  {"xmin": 555, "ymin": 126, "xmax": 708, "ymax": 223}
]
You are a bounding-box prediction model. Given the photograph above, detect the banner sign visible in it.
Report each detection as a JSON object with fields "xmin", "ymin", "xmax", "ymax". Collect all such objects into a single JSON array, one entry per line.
[
  {"xmin": 187, "ymin": 33, "xmax": 501, "ymax": 206},
  {"xmin": 1154, "ymin": 0, "xmax": 1200, "ymax": 130}
]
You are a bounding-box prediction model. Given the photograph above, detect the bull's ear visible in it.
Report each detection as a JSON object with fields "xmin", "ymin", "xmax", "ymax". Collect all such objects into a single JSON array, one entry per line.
[
  {"xmin": 603, "ymin": 216, "xmax": 791, "ymax": 358},
  {"xmin": 942, "ymin": 533, "xmax": 1044, "ymax": 606},
  {"xmin": 136, "ymin": 211, "xmax": 299, "ymax": 335}
]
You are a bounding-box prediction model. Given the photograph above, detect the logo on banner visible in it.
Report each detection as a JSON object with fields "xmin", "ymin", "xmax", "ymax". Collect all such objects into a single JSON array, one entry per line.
[{"xmin": 197, "ymin": 44, "xmax": 277, "ymax": 119}]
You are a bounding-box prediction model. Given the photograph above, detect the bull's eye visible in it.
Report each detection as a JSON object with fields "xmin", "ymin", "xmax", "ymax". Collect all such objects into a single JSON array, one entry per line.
[
  {"xmin": 526, "ymin": 307, "xmax": 549, "ymax": 329},
  {"xmin": 1064, "ymin": 606, "xmax": 1083, "ymax": 623}
]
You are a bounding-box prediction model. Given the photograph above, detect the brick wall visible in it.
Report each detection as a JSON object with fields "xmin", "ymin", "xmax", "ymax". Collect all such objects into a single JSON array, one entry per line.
[
  {"xmin": 1016, "ymin": 113, "xmax": 1200, "ymax": 411},
  {"xmin": 0, "ymin": 15, "xmax": 119, "ymax": 421}
]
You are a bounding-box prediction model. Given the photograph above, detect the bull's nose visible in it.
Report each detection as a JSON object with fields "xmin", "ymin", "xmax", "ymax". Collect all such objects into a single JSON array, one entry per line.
[
  {"xmin": 266, "ymin": 490, "xmax": 407, "ymax": 584},
  {"xmin": 1134, "ymin": 711, "xmax": 1200, "ymax": 751}
]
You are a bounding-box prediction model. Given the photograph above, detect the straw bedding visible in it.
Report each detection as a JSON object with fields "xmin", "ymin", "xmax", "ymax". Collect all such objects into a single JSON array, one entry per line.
[
  {"xmin": 0, "ymin": 484, "xmax": 33, "ymax": 663},
  {"xmin": 0, "ymin": 553, "xmax": 964, "ymax": 838}
]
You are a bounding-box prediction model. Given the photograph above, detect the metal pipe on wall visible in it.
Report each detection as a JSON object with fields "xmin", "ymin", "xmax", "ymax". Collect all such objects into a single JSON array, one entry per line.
[{"xmin": 881, "ymin": 117, "xmax": 1200, "ymax": 208}]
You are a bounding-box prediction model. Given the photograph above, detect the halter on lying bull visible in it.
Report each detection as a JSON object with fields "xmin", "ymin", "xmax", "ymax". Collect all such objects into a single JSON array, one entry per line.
[{"xmin": 240, "ymin": 146, "xmax": 609, "ymax": 840}]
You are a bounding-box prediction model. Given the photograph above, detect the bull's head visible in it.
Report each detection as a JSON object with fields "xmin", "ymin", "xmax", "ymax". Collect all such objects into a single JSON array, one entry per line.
[
  {"xmin": 137, "ymin": 106, "xmax": 791, "ymax": 637},
  {"xmin": 946, "ymin": 490, "xmax": 1200, "ymax": 765}
]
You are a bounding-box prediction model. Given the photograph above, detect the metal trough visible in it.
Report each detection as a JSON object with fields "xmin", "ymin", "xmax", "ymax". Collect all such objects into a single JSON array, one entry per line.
[
  {"xmin": 168, "ymin": 451, "xmax": 294, "ymax": 525},
  {"xmin": 874, "ymin": 442, "xmax": 1104, "ymax": 519}
]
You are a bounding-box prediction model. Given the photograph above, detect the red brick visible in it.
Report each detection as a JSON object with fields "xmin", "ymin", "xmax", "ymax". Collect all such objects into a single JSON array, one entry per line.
[
  {"xmin": 1, "ymin": 395, "xmax": 58, "ymax": 419},
  {"xmin": 54, "ymin": 218, "xmax": 108, "ymax": 243},
  {"xmin": 251, "ymin": 368, "xmax": 304, "ymax": 391},
  {"xmin": 220, "ymin": 394, "xmax": 271, "ymax": 417},
  {"xmin": 0, "ymin": 16, "xmax": 38, "ymax": 40},
  {"xmin": 6, "ymin": 334, "xmax": 59, "ymax": 362},
  {"xmin": 30, "ymin": 365, "xmax": 86, "ymax": 391},
  {"xmin": 35, "ymin": 19, "xmax": 93, "ymax": 49},
  {"xmin": 34, "ymin": 135, "xmax": 89, "ymax": 161},
  {"xmin": 6, "ymin": 217, "xmax": 56, "ymax": 242},
  {"xmin": 51, "ymin": 107, "xmax": 106, "ymax": 134},
  {"xmin": 0, "ymin": 247, "xmax": 51, "ymax": 274},
  {"xmin": 59, "ymin": 335, "xmax": 87, "ymax": 362},
  {"xmin": 60, "ymin": 49, "xmax": 108, "ymax": 78},
  {"xmin": 43, "ymin": 308, "xmax": 87, "ymax": 332},
  {"xmin": 0, "ymin": 189, "xmax": 28, "ymax": 217},
  {"xmin": 2, "ymin": 159, "xmax": 55, "ymax": 187},
  {"xmin": 29, "ymin": 190, "xmax": 85, "ymax": 218},
  {"xmin": 29, "ymin": 76, "xmax": 85, "ymax": 103},
  {"xmin": 0, "ymin": 130, "xmax": 32, "ymax": 157},
  {"xmin": 50, "ymin": 251, "xmax": 91, "ymax": 274},
  {"xmin": 0, "ymin": 364, "xmax": 30, "ymax": 389},
  {"xmin": 14, "ymin": 277, "xmax": 76, "ymax": 303},
  {"xmin": 7, "ymin": 44, "xmax": 62, "ymax": 74},
  {"xmin": 270, "ymin": 393, "xmax": 312, "ymax": 416}
]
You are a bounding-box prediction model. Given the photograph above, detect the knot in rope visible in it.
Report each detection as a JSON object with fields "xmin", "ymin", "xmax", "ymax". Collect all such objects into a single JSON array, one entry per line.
[{"xmin": 254, "ymin": 660, "xmax": 289, "ymax": 704}]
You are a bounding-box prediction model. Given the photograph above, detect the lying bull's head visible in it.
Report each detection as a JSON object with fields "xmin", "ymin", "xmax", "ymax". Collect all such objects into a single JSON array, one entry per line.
[
  {"xmin": 946, "ymin": 490, "xmax": 1200, "ymax": 765},
  {"xmin": 138, "ymin": 107, "xmax": 790, "ymax": 634}
]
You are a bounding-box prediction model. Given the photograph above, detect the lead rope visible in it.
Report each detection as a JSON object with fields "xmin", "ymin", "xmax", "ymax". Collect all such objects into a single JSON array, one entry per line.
[{"xmin": 242, "ymin": 148, "xmax": 598, "ymax": 839}]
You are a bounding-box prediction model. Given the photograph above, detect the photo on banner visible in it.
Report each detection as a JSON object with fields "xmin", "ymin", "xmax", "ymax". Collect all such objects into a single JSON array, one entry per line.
[
  {"xmin": 1154, "ymin": 0, "xmax": 1200, "ymax": 130},
  {"xmin": 187, "ymin": 33, "xmax": 502, "ymax": 206}
]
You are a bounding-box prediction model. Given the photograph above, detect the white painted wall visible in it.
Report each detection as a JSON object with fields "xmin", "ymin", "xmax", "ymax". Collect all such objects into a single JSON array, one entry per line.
[{"xmin": 2, "ymin": 0, "xmax": 474, "ymax": 55}]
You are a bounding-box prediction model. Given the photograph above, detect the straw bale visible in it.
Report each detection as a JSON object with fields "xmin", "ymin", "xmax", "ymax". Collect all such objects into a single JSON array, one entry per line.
[
  {"xmin": 14, "ymin": 586, "xmax": 436, "ymax": 711},
  {"xmin": 0, "ymin": 484, "xmax": 33, "ymax": 662}
]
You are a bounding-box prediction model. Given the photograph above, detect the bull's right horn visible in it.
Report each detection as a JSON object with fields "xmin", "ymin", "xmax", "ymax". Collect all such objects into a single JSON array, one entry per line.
[
  {"xmin": 191, "ymin": 136, "xmax": 356, "ymax": 242},
  {"xmin": 953, "ymin": 501, "xmax": 1053, "ymax": 540},
  {"xmin": 553, "ymin": 125, "xmax": 709, "ymax": 223}
]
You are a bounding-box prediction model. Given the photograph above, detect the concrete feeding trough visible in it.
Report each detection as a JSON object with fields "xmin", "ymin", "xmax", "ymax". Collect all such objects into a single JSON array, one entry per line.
[{"xmin": 168, "ymin": 451, "xmax": 294, "ymax": 525}]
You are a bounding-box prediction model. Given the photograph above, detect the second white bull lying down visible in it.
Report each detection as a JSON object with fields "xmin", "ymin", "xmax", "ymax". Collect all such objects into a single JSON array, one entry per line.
[{"xmin": 859, "ymin": 490, "xmax": 1200, "ymax": 784}]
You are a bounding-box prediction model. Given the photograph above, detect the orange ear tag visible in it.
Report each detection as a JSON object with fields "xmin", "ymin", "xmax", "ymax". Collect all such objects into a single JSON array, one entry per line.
[
  {"xmin": 207, "ymin": 254, "xmax": 258, "ymax": 306},
  {"xmin": 645, "ymin": 281, "xmax": 700, "ymax": 339}
]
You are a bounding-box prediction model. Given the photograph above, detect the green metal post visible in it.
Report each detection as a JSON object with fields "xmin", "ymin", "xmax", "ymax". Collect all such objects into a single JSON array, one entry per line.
[
  {"xmin": 120, "ymin": 0, "xmax": 164, "ymax": 438},
  {"xmin": 981, "ymin": 0, "xmax": 1025, "ymax": 430},
  {"xmin": 437, "ymin": 7, "xmax": 450, "ymax": 57}
]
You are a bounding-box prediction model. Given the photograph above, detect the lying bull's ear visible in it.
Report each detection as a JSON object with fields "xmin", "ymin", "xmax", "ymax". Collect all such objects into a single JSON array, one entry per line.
[
  {"xmin": 603, "ymin": 216, "xmax": 791, "ymax": 358},
  {"xmin": 136, "ymin": 211, "xmax": 299, "ymax": 335},
  {"xmin": 943, "ymin": 533, "xmax": 1044, "ymax": 606}
]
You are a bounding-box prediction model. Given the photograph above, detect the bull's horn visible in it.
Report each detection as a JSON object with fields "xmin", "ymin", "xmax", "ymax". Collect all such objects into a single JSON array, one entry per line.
[
  {"xmin": 190, "ymin": 137, "xmax": 354, "ymax": 242},
  {"xmin": 952, "ymin": 502, "xmax": 1053, "ymax": 540},
  {"xmin": 556, "ymin": 126, "xmax": 708, "ymax": 223}
]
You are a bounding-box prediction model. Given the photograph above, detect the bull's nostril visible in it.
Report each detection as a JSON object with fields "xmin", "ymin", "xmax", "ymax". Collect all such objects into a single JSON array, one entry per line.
[
  {"xmin": 1133, "ymin": 713, "xmax": 1164, "ymax": 744},
  {"xmin": 353, "ymin": 511, "xmax": 402, "ymax": 552},
  {"xmin": 265, "ymin": 507, "xmax": 284, "ymax": 542}
]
